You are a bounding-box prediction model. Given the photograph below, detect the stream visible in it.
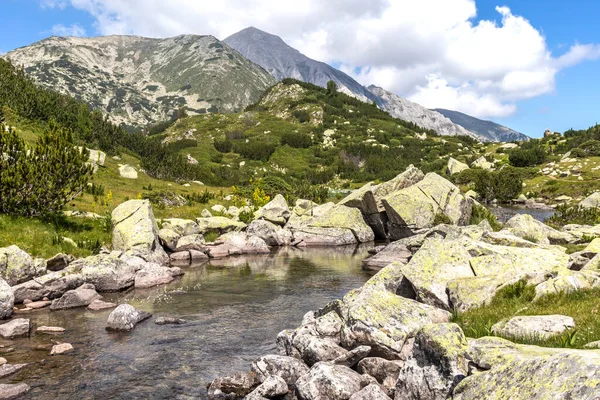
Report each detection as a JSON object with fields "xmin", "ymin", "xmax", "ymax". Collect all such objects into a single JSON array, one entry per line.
[{"xmin": 3, "ymin": 245, "xmax": 374, "ymax": 399}]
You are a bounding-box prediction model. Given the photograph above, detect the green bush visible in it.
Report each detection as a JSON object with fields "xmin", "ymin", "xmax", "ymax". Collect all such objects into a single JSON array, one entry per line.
[
  {"xmin": 509, "ymin": 144, "xmax": 547, "ymax": 167},
  {"xmin": 292, "ymin": 110, "xmax": 310, "ymax": 123},
  {"xmin": 455, "ymin": 168, "xmax": 523, "ymax": 202},
  {"xmin": 234, "ymin": 141, "xmax": 276, "ymax": 161},
  {"xmin": 570, "ymin": 148, "xmax": 587, "ymax": 158},
  {"xmin": 214, "ymin": 138, "xmax": 232, "ymax": 153},
  {"xmin": 545, "ymin": 204, "xmax": 600, "ymax": 228},
  {"xmin": 238, "ymin": 209, "xmax": 254, "ymax": 224},
  {"xmin": 578, "ymin": 140, "xmax": 600, "ymax": 156},
  {"xmin": 469, "ymin": 204, "xmax": 502, "ymax": 231},
  {"xmin": 281, "ymin": 132, "xmax": 312, "ymax": 148}
]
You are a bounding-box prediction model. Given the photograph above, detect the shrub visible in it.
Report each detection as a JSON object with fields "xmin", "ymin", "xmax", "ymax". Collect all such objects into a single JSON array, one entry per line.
[
  {"xmin": 214, "ymin": 138, "xmax": 232, "ymax": 153},
  {"xmin": 578, "ymin": 140, "xmax": 600, "ymax": 156},
  {"xmin": 238, "ymin": 209, "xmax": 254, "ymax": 224},
  {"xmin": 508, "ymin": 144, "xmax": 547, "ymax": 167},
  {"xmin": 292, "ymin": 110, "xmax": 310, "ymax": 123},
  {"xmin": 570, "ymin": 148, "xmax": 587, "ymax": 158},
  {"xmin": 469, "ymin": 204, "xmax": 502, "ymax": 231},
  {"xmin": 456, "ymin": 168, "xmax": 523, "ymax": 202},
  {"xmin": 546, "ymin": 204, "xmax": 600, "ymax": 228},
  {"xmin": 433, "ymin": 212, "xmax": 452, "ymax": 226},
  {"xmin": 281, "ymin": 132, "xmax": 312, "ymax": 148},
  {"xmin": 234, "ymin": 141, "xmax": 276, "ymax": 161}
]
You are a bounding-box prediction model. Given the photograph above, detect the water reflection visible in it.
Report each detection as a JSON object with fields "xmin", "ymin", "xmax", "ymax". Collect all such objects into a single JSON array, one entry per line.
[{"xmin": 3, "ymin": 245, "xmax": 373, "ymax": 399}]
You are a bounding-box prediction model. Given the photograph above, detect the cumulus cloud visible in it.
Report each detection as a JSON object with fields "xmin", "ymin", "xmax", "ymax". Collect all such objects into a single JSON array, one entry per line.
[
  {"xmin": 50, "ymin": 23, "xmax": 87, "ymax": 37},
  {"xmin": 41, "ymin": 0, "xmax": 600, "ymax": 118}
]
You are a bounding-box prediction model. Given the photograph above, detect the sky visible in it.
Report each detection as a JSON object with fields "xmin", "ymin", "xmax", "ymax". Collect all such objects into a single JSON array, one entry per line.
[{"xmin": 1, "ymin": 0, "xmax": 600, "ymax": 138}]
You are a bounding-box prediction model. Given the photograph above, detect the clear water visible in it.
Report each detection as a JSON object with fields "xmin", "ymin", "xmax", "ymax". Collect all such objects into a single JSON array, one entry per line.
[{"xmin": 3, "ymin": 245, "xmax": 373, "ymax": 399}]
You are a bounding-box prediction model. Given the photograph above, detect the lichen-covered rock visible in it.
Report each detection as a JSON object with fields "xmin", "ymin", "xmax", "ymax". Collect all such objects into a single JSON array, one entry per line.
[
  {"xmin": 534, "ymin": 269, "xmax": 600, "ymax": 299},
  {"xmin": 308, "ymin": 205, "xmax": 375, "ymax": 243},
  {"xmin": 399, "ymin": 238, "xmax": 474, "ymax": 310},
  {"xmin": 471, "ymin": 156, "xmax": 494, "ymax": 170},
  {"xmin": 105, "ymin": 304, "xmax": 151, "ymax": 331},
  {"xmin": 0, "ymin": 318, "xmax": 29, "ymax": 338},
  {"xmin": 296, "ymin": 362, "xmax": 363, "ymax": 400},
  {"xmin": 453, "ymin": 336, "xmax": 600, "ymax": 399},
  {"xmin": 158, "ymin": 228, "xmax": 180, "ymax": 252},
  {"xmin": 134, "ymin": 263, "xmax": 176, "ymax": 288},
  {"xmin": 0, "ymin": 279, "xmax": 13, "ymax": 319},
  {"xmin": 447, "ymin": 157, "xmax": 469, "ymax": 175},
  {"xmin": 196, "ymin": 217, "xmax": 246, "ymax": 235},
  {"xmin": 292, "ymin": 227, "xmax": 358, "ymax": 247},
  {"xmin": 11, "ymin": 269, "xmax": 83, "ymax": 303},
  {"xmin": 584, "ymin": 238, "xmax": 600, "ymax": 253},
  {"xmin": 161, "ymin": 218, "xmax": 199, "ymax": 236},
  {"xmin": 447, "ymin": 275, "xmax": 517, "ymax": 312},
  {"xmin": 0, "ymin": 245, "xmax": 36, "ymax": 285},
  {"xmin": 491, "ymin": 315, "xmax": 575, "ymax": 339},
  {"xmin": 111, "ymin": 200, "xmax": 168, "ymax": 264},
  {"xmin": 76, "ymin": 252, "xmax": 139, "ymax": 292},
  {"xmin": 174, "ymin": 234, "xmax": 206, "ymax": 252},
  {"xmin": 50, "ymin": 283, "xmax": 101, "ymax": 310},
  {"xmin": 381, "ymin": 173, "xmax": 472, "ymax": 240},
  {"xmin": 396, "ymin": 323, "xmax": 469, "ymax": 400},
  {"xmin": 254, "ymin": 194, "xmax": 290, "ymax": 225},
  {"xmin": 503, "ymin": 214, "xmax": 573, "ymax": 245},
  {"xmin": 206, "ymin": 232, "xmax": 270, "ymax": 258},
  {"xmin": 362, "ymin": 241, "xmax": 411, "ymax": 271},
  {"xmin": 207, "ymin": 371, "xmax": 259, "ymax": 400},
  {"xmin": 251, "ymin": 355, "xmax": 309, "ymax": 387},
  {"xmin": 372, "ymin": 165, "xmax": 424, "ymax": 201},
  {"xmin": 247, "ymin": 220, "xmax": 293, "ymax": 246},
  {"xmin": 46, "ymin": 253, "xmax": 70, "ymax": 272}
]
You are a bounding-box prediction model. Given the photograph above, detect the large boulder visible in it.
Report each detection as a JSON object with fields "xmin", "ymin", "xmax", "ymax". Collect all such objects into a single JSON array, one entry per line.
[
  {"xmin": 0, "ymin": 245, "xmax": 36, "ymax": 285},
  {"xmin": 396, "ymin": 323, "xmax": 469, "ymax": 400},
  {"xmin": 580, "ymin": 192, "xmax": 600, "ymax": 209},
  {"xmin": 372, "ymin": 165, "xmax": 425, "ymax": 201},
  {"xmin": 292, "ymin": 227, "xmax": 358, "ymax": 247},
  {"xmin": 0, "ymin": 280, "xmax": 13, "ymax": 319},
  {"xmin": 453, "ymin": 337, "xmax": 600, "ymax": 399},
  {"xmin": 357, "ymin": 358, "xmax": 403, "ymax": 393},
  {"xmin": 75, "ymin": 252, "xmax": 139, "ymax": 292},
  {"xmin": 111, "ymin": 200, "xmax": 168, "ymax": 264},
  {"xmin": 254, "ymin": 194, "xmax": 290, "ymax": 225},
  {"xmin": 491, "ymin": 315, "xmax": 576, "ymax": 339},
  {"xmin": 46, "ymin": 253, "xmax": 70, "ymax": 272},
  {"xmin": 534, "ymin": 269, "xmax": 600, "ymax": 299},
  {"xmin": 503, "ymin": 214, "xmax": 573, "ymax": 245},
  {"xmin": 105, "ymin": 304, "xmax": 151, "ymax": 331},
  {"xmin": 350, "ymin": 384, "xmax": 390, "ymax": 400},
  {"xmin": 447, "ymin": 158, "xmax": 469, "ymax": 175},
  {"xmin": 381, "ymin": 173, "xmax": 472, "ymax": 240},
  {"xmin": 247, "ymin": 220, "xmax": 293, "ymax": 246},
  {"xmin": 174, "ymin": 234, "xmax": 206, "ymax": 252},
  {"xmin": 158, "ymin": 228, "xmax": 180, "ymax": 252},
  {"xmin": 196, "ymin": 217, "xmax": 246, "ymax": 236},
  {"xmin": 11, "ymin": 269, "xmax": 83, "ymax": 303},
  {"xmin": 295, "ymin": 362, "xmax": 363, "ymax": 400},
  {"xmin": 292, "ymin": 333, "xmax": 349, "ymax": 366},
  {"xmin": 50, "ymin": 283, "xmax": 101, "ymax": 310},
  {"xmin": 246, "ymin": 375, "xmax": 288, "ymax": 399}
]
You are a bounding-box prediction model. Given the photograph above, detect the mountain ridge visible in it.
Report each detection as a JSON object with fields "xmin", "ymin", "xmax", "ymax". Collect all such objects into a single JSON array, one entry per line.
[{"xmin": 433, "ymin": 108, "xmax": 530, "ymax": 142}]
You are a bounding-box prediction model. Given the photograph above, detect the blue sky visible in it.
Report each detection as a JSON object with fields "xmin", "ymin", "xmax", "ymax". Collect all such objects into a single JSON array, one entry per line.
[{"xmin": 1, "ymin": 0, "xmax": 599, "ymax": 138}]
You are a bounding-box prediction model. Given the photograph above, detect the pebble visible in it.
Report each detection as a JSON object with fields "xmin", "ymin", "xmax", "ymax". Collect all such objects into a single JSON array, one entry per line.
[{"xmin": 50, "ymin": 343, "xmax": 74, "ymax": 355}]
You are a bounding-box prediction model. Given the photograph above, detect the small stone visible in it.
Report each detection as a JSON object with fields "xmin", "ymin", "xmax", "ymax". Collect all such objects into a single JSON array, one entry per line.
[
  {"xmin": 27, "ymin": 301, "xmax": 51, "ymax": 309},
  {"xmin": 36, "ymin": 326, "xmax": 65, "ymax": 333},
  {"xmin": 87, "ymin": 299, "xmax": 117, "ymax": 311},
  {"xmin": 50, "ymin": 343, "xmax": 74, "ymax": 355},
  {"xmin": 155, "ymin": 317, "xmax": 186, "ymax": 325}
]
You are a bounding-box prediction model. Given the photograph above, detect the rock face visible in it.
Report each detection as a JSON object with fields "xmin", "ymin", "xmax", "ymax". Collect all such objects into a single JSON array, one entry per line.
[
  {"xmin": 434, "ymin": 108, "xmax": 530, "ymax": 142},
  {"xmin": 382, "ymin": 173, "xmax": 473, "ymax": 239},
  {"xmin": 491, "ymin": 315, "xmax": 576, "ymax": 339},
  {"xmin": 0, "ymin": 280, "xmax": 13, "ymax": 319},
  {"xmin": 447, "ymin": 158, "xmax": 469, "ymax": 175},
  {"xmin": 106, "ymin": 304, "xmax": 151, "ymax": 331},
  {"xmin": 8, "ymin": 34, "xmax": 275, "ymax": 128},
  {"xmin": 50, "ymin": 283, "xmax": 101, "ymax": 310},
  {"xmin": 254, "ymin": 194, "xmax": 290, "ymax": 226},
  {"xmin": 0, "ymin": 245, "xmax": 37, "ymax": 285},
  {"xmin": 111, "ymin": 200, "xmax": 168, "ymax": 264},
  {"xmin": 454, "ymin": 337, "xmax": 600, "ymax": 399}
]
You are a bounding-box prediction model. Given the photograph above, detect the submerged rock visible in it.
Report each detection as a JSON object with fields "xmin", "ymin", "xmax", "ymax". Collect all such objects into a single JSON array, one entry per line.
[
  {"xmin": 0, "ymin": 383, "xmax": 30, "ymax": 399},
  {"xmin": 105, "ymin": 304, "xmax": 151, "ymax": 331},
  {"xmin": 87, "ymin": 299, "xmax": 117, "ymax": 311},
  {"xmin": 155, "ymin": 317, "xmax": 186, "ymax": 325}
]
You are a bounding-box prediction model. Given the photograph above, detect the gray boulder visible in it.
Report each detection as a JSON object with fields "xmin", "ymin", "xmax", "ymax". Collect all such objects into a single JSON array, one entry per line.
[
  {"xmin": 362, "ymin": 241, "xmax": 411, "ymax": 271},
  {"xmin": 206, "ymin": 232, "xmax": 270, "ymax": 258},
  {"xmin": 292, "ymin": 333, "xmax": 349, "ymax": 366},
  {"xmin": 111, "ymin": 200, "xmax": 168, "ymax": 264},
  {"xmin": 246, "ymin": 375, "xmax": 288, "ymax": 399},
  {"xmin": 491, "ymin": 315, "xmax": 576, "ymax": 339},
  {"xmin": 207, "ymin": 371, "xmax": 259, "ymax": 400},
  {"xmin": 174, "ymin": 234, "xmax": 206, "ymax": 252},
  {"xmin": 161, "ymin": 218, "xmax": 200, "ymax": 236},
  {"xmin": 503, "ymin": 214, "xmax": 573, "ymax": 245},
  {"xmin": 158, "ymin": 228, "xmax": 180, "ymax": 252},
  {"xmin": 46, "ymin": 253, "xmax": 70, "ymax": 271},
  {"xmin": 0, "ymin": 383, "xmax": 30, "ymax": 399},
  {"xmin": 447, "ymin": 157, "xmax": 469, "ymax": 175},
  {"xmin": 76, "ymin": 253, "xmax": 139, "ymax": 292},
  {"xmin": 196, "ymin": 216, "xmax": 246, "ymax": 235},
  {"xmin": 0, "ymin": 319, "xmax": 29, "ymax": 338},
  {"xmin": 50, "ymin": 283, "xmax": 101, "ymax": 310},
  {"xmin": 254, "ymin": 194, "xmax": 290, "ymax": 225},
  {"xmin": 11, "ymin": 269, "xmax": 83, "ymax": 303},
  {"xmin": 0, "ymin": 245, "xmax": 36, "ymax": 285},
  {"xmin": 350, "ymin": 384, "xmax": 391, "ymax": 400},
  {"xmin": 134, "ymin": 263, "xmax": 179, "ymax": 288},
  {"xmin": 357, "ymin": 358, "xmax": 403, "ymax": 393},
  {"xmin": 105, "ymin": 304, "xmax": 151, "ymax": 331},
  {"xmin": 296, "ymin": 362, "xmax": 363, "ymax": 400},
  {"xmin": 247, "ymin": 220, "xmax": 293, "ymax": 246},
  {"xmin": 580, "ymin": 192, "xmax": 600, "ymax": 209},
  {"xmin": 251, "ymin": 355, "xmax": 309, "ymax": 387}
]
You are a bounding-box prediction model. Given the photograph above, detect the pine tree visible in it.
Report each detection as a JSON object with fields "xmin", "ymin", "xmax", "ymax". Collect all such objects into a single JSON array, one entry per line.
[{"xmin": 0, "ymin": 121, "xmax": 93, "ymax": 217}]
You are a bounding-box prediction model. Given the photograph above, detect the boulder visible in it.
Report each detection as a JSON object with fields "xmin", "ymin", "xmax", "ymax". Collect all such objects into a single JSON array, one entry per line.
[
  {"xmin": 399, "ymin": 238, "xmax": 474, "ymax": 310},
  {"xmin": 50, "ymin": 283, "xmax": 101, "ymax": 310},
  {"xmin": 247, "ymin": 220, "xmax": 293, "ymax": 246},
  {"xmin": 196, "ymin": 217, "xmax": 246, "ymax": 235},
  {"xmin": 372, "ymin": 165, "xmax": 425, "ymax": 201},
  {"xmin": 207, "ymin": 371, "xmax": 259, "ymax": 400},
  {"xmin": 296, "ymin": 362, "xmax": 363, "ymax": 400},
  {"xmin": 447, "ymin": 157, "xmax": 469, "ymax": 175},
  {"xmin": 111, "ymin": 200, "xmax": 168, "ymax": 264},
  {"xmin": 169, "ymin": 251, "xmax": 191, "ymax": 264},
  {"xmin": 206, "ymin": 232, "xmax": 270, "ymax": 258},
  {"xmin": 254, "ymin": 194, "xmax": 290, "ymax": 225},
  {"xmin": 0, "ymin": 245, "xmax": 36, "ymax": 285},
  {"xmin": 251, "ymin": 355, "xmax": 309, "ymax": 387},
  {"xmin": 0, "ymin": 383, "xmax": 30, "ymax": 399},
  {"xmin": 105, "ymin": 304, "xmax": 151, "ymax": 331},
  {"xmin": 534, "ymin": 269, "xmax": 600, "ymax": 299},
  {"xmin": 155, "ymin": 317, "xmax": 186, "ymax": 325},
  {"xmin": 134, "ymin": 263, "xmax": 176, "ymax": 288},
  {"xmin": 0, "ymin": 319, "xmax": 29, "ymax": 338},
  {"xmin": 158, "ymin": 228, "xmax": 180, "ymax": 252},
  {"xmin": 161, "ymin": 218, "xmax": 199, "ymax": 236},
  {"xmin": 584, "ymin": 238, "xmax": 600, "ymax": 253},
  {"xmin": 11, "ymin": 270, "xmax": 83, "ymax": 303},
  {"xmin": 308, "ymin": 205, "xmax": 374, "ymax": 243},
  {"xmin": 580, "ymin": 192, "xmax": 600, "ymax": 209},
  {"xmin": 292, "ymin": 227, "xmax": 358, "ymax": 247},
  {"xmin": 174, "ymin": 234, "xmax": 207, "ymax": 252},
  {"xmin": 332, "ymin": 345, "xmax": 371, "ymax": 368},
  {"xmin": 292, "ymin": 199, "xmax": 319, "ymax": 217},
  {"xmin": 246, "ymin": 375, "xmax": 288, "ymax": 399},
  {"xmin": 381, "ymin": 173, "xmax": 472, "ymax": 240},
  {"xmin": 349, "ymin": 384, "xmax": 391, "ymax": 400},
  {"xmin": 357, "ymin": 358, "xmax": 403, "ymax": 392},
  {"xmin": 447, "ymin": 275, "xmax": 516, "ymax": 312},
  {"xmin": 46, "ymin": 253, "xmax": 70, "ymax": 271},
  {"xmin": 395, "ymin": 323, "xmax": 470, "ymax": 400},
  {"xmin": 503, "ymin": 214, "xmax": 573, "ymax": 245},
  {"xmin": 50, "ymin": 343, "xmax": 74, "ymax": 355},
  {"xmin": 453, "ymin": 337, "xmax": 600, "ymax": 399},
  {"xmin": 118, "ymin": 164, "xmax": 138, "ymax": 179},
  {"xmin": 76, "ymin": 252, "xmax": 138, "ymax": 292},
  {"xmin": 0, "ymin": 280, "xmax": 13, "ymax": 319},
  {"xmin": 362, "ymin": 241, "xmax": 412, "ymax": 271},
  {"xmin": 491, "ymin": 315, "xmax": 576, "ymax": 339},
  {"xmin": 471, "ymin": 156, "xmax": 494, "ymax": 170},
  {"xmin": 0, "ymin": 363, "xmax": 27, "ymax": 379},
  {"xmin": 292, "ymin": 333, "xmax": 349, "ymax": 366}
]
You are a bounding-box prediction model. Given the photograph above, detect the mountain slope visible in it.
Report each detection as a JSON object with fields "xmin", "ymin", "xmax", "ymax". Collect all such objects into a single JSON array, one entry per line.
[
  {"xmin": 6, "ymin": 35, "xmax": 276, "ymax": 129},
  {"xmin": 224, "ymin": 27, "xmax": 378, "ymax": 103},
  {"xmin": 434, "ymin": 108, "xmax": 530, "ymax": 142},
  {"xmin": 368, "ymin": 85, "xmax": 484, "ymax": 141}
]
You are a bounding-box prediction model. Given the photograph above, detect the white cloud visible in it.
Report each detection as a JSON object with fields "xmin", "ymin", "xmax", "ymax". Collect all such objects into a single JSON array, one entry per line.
[
  {"xmin": 50, "ymin": 23, "xmax": 87, "ymax": 37},
  {"xmin": 40, "ymin": 0, "xmax": 600, "ymax": 118},
  {"xmin": 40, "ymin": 0, "xmax": 68, "ymax": 9}
]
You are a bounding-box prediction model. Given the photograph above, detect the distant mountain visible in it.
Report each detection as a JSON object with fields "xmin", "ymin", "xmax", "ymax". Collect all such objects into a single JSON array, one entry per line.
[
  {"xmin": 6, "ymin": 35, "xmax": 275, "ymax": 129},
  {"xmin": 224, "ymin": 27, "xmax": 378, "ymax": 103},
  {"xmin": 368, "ymin": 86, "xmax": 484, "ymax": 141},
  {"xmin": 225, "ymin": 27, "xmax": 491, "ymax": 141},
  {"xmin": 434, "ymin": 108, "xmax": 530, "ymax": 142}
]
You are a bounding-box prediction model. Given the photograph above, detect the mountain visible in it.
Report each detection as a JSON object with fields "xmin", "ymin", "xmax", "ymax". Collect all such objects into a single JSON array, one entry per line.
[
  {"xmin": 368, "ymin": 86, "xmax": 484, "ymax": 141},
  {"xmin": 433, "ymin": 109, "xmax": 530, "ymax": 142},
  {"xmin": 224, "ymin": 27, "xmax": 378, "ymax": 103},
  {"xmin": 5, "ymin": 35, "xmax": 276, "ymax": 129},
  {"xmin": 224, "ymin": 27, "xmax": 491, "ymax": 141}
]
